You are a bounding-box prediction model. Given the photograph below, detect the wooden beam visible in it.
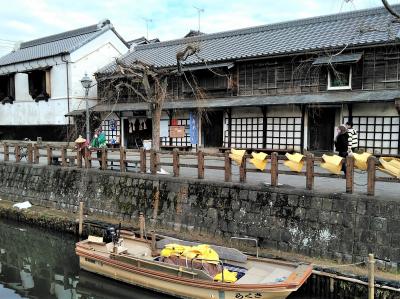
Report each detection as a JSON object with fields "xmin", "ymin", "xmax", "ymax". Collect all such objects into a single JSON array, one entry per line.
[
  {"xmin": 262, "ymin": 106, "xmax": 267, "ymax": 148},
  {"xmin": 367, "ymin": 156, "xmax": 376, "ymax": 196},
  {"xmin": 346, "ymin": 155, "xmax": 354, "ymax": 194},
  {"xmin": 198, "ymin": 150, "xmax": 204, "ymax": 179},
  {"xmin": 271, "ymin": 152, "xmax": 278, "ymax": 186},
  {"xmin": 306, "ymin": 153, "xmax": 314, "ymax": 190},
  {"xmin": 224, "ymin": 152, "xmax": 232, "ymax": 182},
  {"xmin": 173, "ymin": 148, "xmax": 180, "ymax": 177}
]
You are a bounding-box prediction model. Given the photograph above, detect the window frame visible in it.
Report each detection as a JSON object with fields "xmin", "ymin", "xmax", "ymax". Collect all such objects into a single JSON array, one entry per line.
[{"xmin": 327, "ymin": 65, "xmax": 352, "ymax": 90}]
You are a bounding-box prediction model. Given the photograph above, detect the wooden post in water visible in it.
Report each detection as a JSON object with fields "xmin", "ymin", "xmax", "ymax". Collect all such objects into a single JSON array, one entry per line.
[
  {"xmin": 119, "ymin": 147, "xmax": 126, "ymax": 172},
  {"xmin": 239, "ymin": 154, "xmax": 246, "ymax": 183},
  {"xmin": 139, "ymin": 212, "xmax": 145, "ymax": 239},
  {"xmin": 27, "ymin": 143, "xmax": 33, "ymax": 164},
  {"xmin": 61, "ymin": 146, "xmax": 67, "ymax": 167},
  {"xmin": 346, "ymin": 155, "xmax": 354, "ymax": 194},
  {"xmin": 368, "ymin": 253, "xmax": 375, "ymax": 299},
  {"xmin": 15, "ymin": 145, "xmax": 21, "ymax": 162},
  {"xmin": 306, "ymin": 153, "xmax": 314, "ymax": 190},
  {"xmin": 46, "ymin": 145, "xmax": 52, "ymax": 165},
  {"xmin": 224, "ymin": 152, "xmax": 232, "ymax": 182},
  {"xmin": 101, "ymin": 148, "xmax": 107, "ymax": 170},
  {"xmin": 198, "ymin": 150, "xmax": 204, "ymax": 179},
  {"xmin": 78, "ymin": 201, "xmax": 84, "ymax": 236},
  {"xmin": 173, "ymin": 148, "xmax": 179, "ymax": 177},
  {"xmin": 271, "ymin": 152, "xmax": 279, "ymax": 187},
  {"xmin": 3, "ymin": 143, "xmax": 9, "ymax": 161},
  {"xmin": 33, "ymin": 144, "xmax": 39, "ymax": 164},
  {"xmin": 140, "ymin": 148, "xmax": 146, "ymax": 173},
  {"xmin": 367, "ymin": 156, "xmax": 376, "ymax": 196}
]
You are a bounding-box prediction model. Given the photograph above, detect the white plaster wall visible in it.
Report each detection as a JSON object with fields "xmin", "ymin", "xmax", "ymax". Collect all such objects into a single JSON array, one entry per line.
[
  {"xmin": 50, "ymin": 63, "xmax": 67, "ymax": 100},
  {"xmin": 350, "ymin": 102, "xmax": 398, "ymax": 116},
  {"xmin": 14, "ymin": 73, "xmax": 31, "ymax": 101},
  {"xmin": 0, "ymin": 99, "xmax": 68, "ymax": 125},
  {"xmin": 69, "ymin": 29, "xmax": 128, "ymax": 103}
]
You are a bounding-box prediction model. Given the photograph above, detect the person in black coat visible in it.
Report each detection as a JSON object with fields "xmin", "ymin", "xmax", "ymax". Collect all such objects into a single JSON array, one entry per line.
[{"xmin": 334, "ymin": 125, "xmax": 349, "ymax": 174}]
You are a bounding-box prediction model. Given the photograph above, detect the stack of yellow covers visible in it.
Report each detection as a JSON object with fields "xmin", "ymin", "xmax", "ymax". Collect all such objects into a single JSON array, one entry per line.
[
  {"xmin": 320, "ymin": 154, "xmax": 343, "ymax": 174},
  {"xmin": 229, "ymin": 149, "xmax": 246, "ymax": 166},
  {"xmin": 283, "ymin": 153, "xmax": 304, "ymax": 172},
  {"xmin": 250, "ymin": 152, "xmax": 268, "ymax": 171}
]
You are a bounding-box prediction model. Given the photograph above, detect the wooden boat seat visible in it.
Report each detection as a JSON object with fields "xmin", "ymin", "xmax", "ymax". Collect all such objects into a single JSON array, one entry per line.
[
  {"xmin": 156, "ymin": 237, "xmax": 247, "ymax": 264},
  {"xmin": 235, "ymin": 267, "xmax": 269, "ymax": 284}
]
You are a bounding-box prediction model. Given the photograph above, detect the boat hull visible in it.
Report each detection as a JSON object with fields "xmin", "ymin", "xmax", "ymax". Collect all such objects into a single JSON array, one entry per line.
[{"xmin": 79, "ymin": 256, "xmax": 294, "ymax": 299}]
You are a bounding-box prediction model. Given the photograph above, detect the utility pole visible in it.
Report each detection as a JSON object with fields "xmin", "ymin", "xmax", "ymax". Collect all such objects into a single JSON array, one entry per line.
[{"xmin": 193, "ymin": 6, "xmax": 204, "ymax": 33}]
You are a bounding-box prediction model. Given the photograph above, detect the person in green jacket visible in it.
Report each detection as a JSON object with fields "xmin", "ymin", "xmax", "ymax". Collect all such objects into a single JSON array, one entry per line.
[{"xmin": 91, "ymin": 127, "xmax": 107, "ymax": 162}]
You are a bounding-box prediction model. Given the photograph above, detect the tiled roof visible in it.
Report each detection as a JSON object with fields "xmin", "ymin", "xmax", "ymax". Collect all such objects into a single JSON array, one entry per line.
[
  {"xmin": 99, "ymin": 5, "xmax": 400, "ymax": 73},
  {"xmin": 0, "ymin": 20, "xmax": 114, "ymax": 66}
]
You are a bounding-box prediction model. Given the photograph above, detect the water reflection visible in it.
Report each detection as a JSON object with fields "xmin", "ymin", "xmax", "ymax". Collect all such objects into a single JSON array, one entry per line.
[{"xmin": 0, "ymin": 219, "xmax": 174, "ymax": 299}]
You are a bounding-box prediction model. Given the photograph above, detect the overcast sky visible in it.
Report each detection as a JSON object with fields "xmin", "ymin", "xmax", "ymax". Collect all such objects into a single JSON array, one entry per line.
[{"xmin": 0, "ymin": 0, "xmax": 398, "ymax": 56}]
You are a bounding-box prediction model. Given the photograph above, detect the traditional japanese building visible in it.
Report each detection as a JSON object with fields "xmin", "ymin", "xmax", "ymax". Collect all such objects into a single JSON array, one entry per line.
[
  {"xmin": 95, "ymin": 5, "xmax": 400, "ymax": 155},
  {"xmin": 0, "ymin": 20, "xmax": 128, "ymax": 141}
]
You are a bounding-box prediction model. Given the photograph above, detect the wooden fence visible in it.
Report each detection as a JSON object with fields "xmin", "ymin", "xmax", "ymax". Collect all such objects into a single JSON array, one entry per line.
[{"xmin": 0, "ymin": 142, "xmax": 399, "ymax": 197}]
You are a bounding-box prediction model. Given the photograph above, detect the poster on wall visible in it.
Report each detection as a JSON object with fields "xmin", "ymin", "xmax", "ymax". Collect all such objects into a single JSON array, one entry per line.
[
  {"xmin": 189, "ymin": 112, "xmax": 198, "ymax": 145},
  {"xmin": 160, "ymin": 119, "xmax": 169, "ymax": 137}
]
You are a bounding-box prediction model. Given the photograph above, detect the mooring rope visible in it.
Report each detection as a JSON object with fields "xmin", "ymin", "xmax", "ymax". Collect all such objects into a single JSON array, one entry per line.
[{"xmin": 314, "ymin": 261, "xmax": 365, "ymax": 268}]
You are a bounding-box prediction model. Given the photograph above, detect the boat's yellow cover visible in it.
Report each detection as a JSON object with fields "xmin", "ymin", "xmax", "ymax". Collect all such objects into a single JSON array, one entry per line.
[
  {"xmin": 250, "ymin": 152, "xmax": 268, "ymax": 171},
  {"xmin": 286, "ymin": 152, "xmax": 304, "ymax": 163},
  {"xmin": 284, "ymin": 160, "xmax": 304, "ymax": 172},
  {"xmin": 161, "ymin": 244, "xmax": 220, "ymax": 264},
  {"xmin": 322, "ymin": 154, "xmax": 343, "ymax": 166},
  {"xmin": 214, "ymin": 269, "xmax": 238, "ymax": 283},
  {"xmin": 379, "ymin": 157, "xmax": 400, "ymax": 178},
  {"xmin": 320, "ymin": 162, "xmax": 342, "ymax": 175},
  {"xmin": 353, "ymin": 152, "xmax": 372, "ymax": 170},
  {"xmin": 229, "ymin": 149, "xmax": 246, "ymax": 166}
]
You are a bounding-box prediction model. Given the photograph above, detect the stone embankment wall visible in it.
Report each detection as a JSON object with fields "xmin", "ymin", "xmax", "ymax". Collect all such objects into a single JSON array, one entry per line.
[{"xmin": 0, "ymin": 162, "xmax": 398, "ymax": 270}]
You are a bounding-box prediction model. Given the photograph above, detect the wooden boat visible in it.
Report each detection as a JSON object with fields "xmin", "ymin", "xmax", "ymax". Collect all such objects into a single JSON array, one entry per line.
[{"xmin": 75, "ymin": 230, "xmax": 312, "ymax": 299}]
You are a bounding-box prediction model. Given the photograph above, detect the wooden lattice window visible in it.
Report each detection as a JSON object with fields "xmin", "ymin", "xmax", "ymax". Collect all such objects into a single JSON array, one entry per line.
[
  {"xmin": 225, "ymin": 117, "xmax": 263, "ymax": 148},
  {"xmin": 265, "ymin": 117, "xmax": 302, "ymax": 151},
  {"xmin": 343, "ymin": 116, "xmax": 399, "ymax": 155},
  {"xmin": 101, "ymin": 117, "xmax": 121, "ymax": 145},
  {"xmin": 160, "ymin": 119, "xmax": 190, "ymax": 146}
]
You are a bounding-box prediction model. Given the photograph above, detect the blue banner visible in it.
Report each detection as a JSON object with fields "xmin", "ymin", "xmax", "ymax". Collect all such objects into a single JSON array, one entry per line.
[{"xmin": 189, "ymin": 112, "xmax": 198, "ymax": 145}]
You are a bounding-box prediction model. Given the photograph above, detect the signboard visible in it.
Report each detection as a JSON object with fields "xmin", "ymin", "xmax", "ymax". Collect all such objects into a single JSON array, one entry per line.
[
  {"xmin": 189, "ymin": 112, "xmax": 198, "ymax": 145},
  {"xmin": 169, "ymin": 126, "xmax": 185, "ymax": 138}
]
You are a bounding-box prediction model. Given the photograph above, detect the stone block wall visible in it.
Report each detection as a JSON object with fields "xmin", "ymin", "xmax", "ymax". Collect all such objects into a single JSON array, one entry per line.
[{"xmin": 0, "ymin": 162, "xmax": 398, "ymax": 270}]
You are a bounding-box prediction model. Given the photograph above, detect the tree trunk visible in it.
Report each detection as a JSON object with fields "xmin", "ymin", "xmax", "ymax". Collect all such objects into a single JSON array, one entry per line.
[{"xmin": 152, "ymin": 105, "xmax": 162, "ymax": 151}]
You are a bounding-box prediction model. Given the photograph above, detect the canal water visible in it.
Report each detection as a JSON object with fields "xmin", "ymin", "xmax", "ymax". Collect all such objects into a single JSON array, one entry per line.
[{"xmin": 0, "ymin": 218, "xmax": 312, "ymax": 299}]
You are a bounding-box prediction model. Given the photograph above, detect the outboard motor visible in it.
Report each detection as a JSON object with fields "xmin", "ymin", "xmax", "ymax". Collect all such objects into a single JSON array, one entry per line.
[{"xmin": 103, "ymin": 226, "xmax": 116, "ymax": 243}]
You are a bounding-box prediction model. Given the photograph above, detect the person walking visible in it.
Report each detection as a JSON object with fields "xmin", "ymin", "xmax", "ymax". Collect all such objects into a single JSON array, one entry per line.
[
  {"xmin": 346, "ymin": 121, "xmax": 358, "ymax": 152},
  {"xmin": 335, "ymin": 125, "xmax": 349, "ymax": 174}
]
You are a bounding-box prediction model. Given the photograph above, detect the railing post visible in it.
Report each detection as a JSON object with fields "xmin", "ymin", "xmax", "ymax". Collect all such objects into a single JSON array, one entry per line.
[
  {"xmin": 120, "ymin": 147, "xmax": 126, "ymax": 172},
  {"xmin": 27, "ymin": 143, "xmax": 33, "ymax": 164},
  {"xmin": 198, "ymin": 150, "xmax": 204, "ymax": 179},
  {"xmin": 33, "ymin": 144, "xmax": 39, "ymax": 164},
  {"xmin": 367, "ymin": 156, "xmax": 376, "ymax": 196},
  {"xmin": 346, "ymin": 155, "xmax": 354, "ymax": 194},
  {"xmin": 78, "ymin": 201, "xmax": 84, "ymax": 236},
  {"xmin": 140, "ymin": 148, "xmax": 146, "ymax": 173},
  {"xmin": 173, "ymin": 148, "xmax": 180, "ymax": 177},
  {"xmin": 101, "ymin": 148, "xmax": 107, "ymax": 170},
  {"xmin": 3, "ymin": 143, "xmax": 9, "ymax": 162},
  {"xmin": 46, "ymin": 145, "xmax": 52, "ymax": 165},
  {"xmin": 150, "ymin": 149, "xmax": 157, "ymax": 175},
  {"xmin": 306, "ymin": 153, "xmax": 314, "ymax": 190},
  {"xmin": 84, "ymin": 148, "xmax": 91, "ymax": 169},
  {"xmin": 368, "ymin": 253, "xmax": 375, "ymax": 299},
  {"xmin": 15, "ymin": 145, "xmax": 21, "ymax": 163},
  {"xmin": 224, "ymin": 151, "xmax": 232, "ymax": 182},
  {"xmin": 61, "ymin": 146, "xmax": 67, "ymax": 167},
  {"xmin": 239, "ymin": 154, "xmax": 246, "ymax": 183},
  {"xmin": 271, "ymin": 152, "xmax": 278, "ymax": 187},
  {"xmin": 77, "ymin": 149, "xmax": 82, "ymax": 168}
]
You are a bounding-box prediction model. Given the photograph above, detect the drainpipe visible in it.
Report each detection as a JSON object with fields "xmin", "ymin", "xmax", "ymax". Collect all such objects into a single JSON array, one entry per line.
[{"xmin": 61, "ymin": 54, "xmax": 70, "ymax": 142}]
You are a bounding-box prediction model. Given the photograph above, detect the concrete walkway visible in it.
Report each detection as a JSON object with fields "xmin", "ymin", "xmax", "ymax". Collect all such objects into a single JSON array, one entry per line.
[{"xmin": 1, "ymin": 149, "xmax": 399, "ymax": 201}]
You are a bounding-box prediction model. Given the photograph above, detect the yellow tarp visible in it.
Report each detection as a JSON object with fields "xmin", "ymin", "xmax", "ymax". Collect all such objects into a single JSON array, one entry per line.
[
  {"xmin": 161, "ymin": 243, "xmax": 220, "ymax": 264},
  {"xmin": 250, "ymin": 152, "xmax": 268, "ymax": 171},
  {"xmin": 284, "ymin": 153, "xmax": 304, "ymax": 172},
  {"xmin": 379, "ymin": 157, "xmax": 400, "ymax": 178},
  {"xmin": 320, "ymin": 154, "xmax": 343, "ymax": 175},
  {"xmin": 214, "ymin": 269, "xmax": 238, "ymax": 283},
  {"xmin": 353, "ymin": 152, "xmax": 372, "ymax": 170},
  {"xmin": 229, "ymin": 149, "xmax": 246, "ymax": 166}
]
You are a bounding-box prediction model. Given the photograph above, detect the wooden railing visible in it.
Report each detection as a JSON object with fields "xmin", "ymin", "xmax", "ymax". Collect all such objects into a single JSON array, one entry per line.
[{"xmin": 0, "ymin": 142, "xmax": 399, "ymax": 197}]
